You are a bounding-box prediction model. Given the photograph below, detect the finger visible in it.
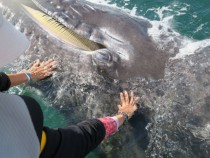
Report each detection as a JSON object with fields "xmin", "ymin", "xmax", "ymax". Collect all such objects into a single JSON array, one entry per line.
[
  {"xmin": 51, "ymin": 61, "xmax": 58, "ymax": 68},
  {"xmin": 47, "ymin": 66, "xmax": 56, "ymax": 72},
  {"xmin": 44, "ymin": 60, "xmax": 57, "ymax": 69},
  {"xmin": 129, "ymin": 91, "xmax": 134, "ymax": 104},
  {"xmin": 40, "ymin": 61, "xmax": 46, "ymax": 67},
  {"xmin": 43, "ymin": 64, "xmax": 52, "ymax": 70},
  {"xmin": 44, "ymin": 59, "xmax": 54, "ymax": 65},
  {"xmin": 48, "ymin": 61, "xmax": 58, "ymax": 69},
  {"xmin": 33, "ymin": 59, "xmax": 40, "ymax": 67},
  {"xmin": 44, "ymin": 71, "xmax": 53, "ymax": 77},
  {"xmin": 120, "ymin": 92, "xmax": 125, "ymax": 105},
  {"xmin": 124, "ymin": 90, "xmax": 129, "ymax": 103},
  {"xmin": 117, "ymin": 104, "xmax": 122, "ymax": 110}
]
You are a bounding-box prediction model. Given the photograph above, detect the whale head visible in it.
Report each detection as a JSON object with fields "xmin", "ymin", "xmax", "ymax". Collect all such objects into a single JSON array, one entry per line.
[{"xmin": 0, "ymin": 0, "xmax": 167, "ymax": 80}]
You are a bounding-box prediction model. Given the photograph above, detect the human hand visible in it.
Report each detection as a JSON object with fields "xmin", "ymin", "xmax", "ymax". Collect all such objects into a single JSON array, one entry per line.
[
  {"xmin": 118, "ymin": 91, "xmax": 140, "ymax": 119},
  {"xmin": 27, "ymin": 59, "xmax": 57, "ymax": 81}
]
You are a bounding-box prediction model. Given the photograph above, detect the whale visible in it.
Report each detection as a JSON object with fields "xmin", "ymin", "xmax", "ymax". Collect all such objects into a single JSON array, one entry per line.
[{"xmin": 1, "ymin": 0, "xmax": 210, "ymax": 158}]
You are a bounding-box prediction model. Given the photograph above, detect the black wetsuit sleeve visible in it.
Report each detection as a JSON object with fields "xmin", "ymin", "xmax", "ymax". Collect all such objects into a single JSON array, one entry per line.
[
  {"xmin": 0, "ymin": 72, "xmax": 11, "ymax": 91},
  {"xmin": 19, "ymin": 95, "xmax": 44, "ymax": 144},
  {"xmin": 57, "ymin": 119, "xmax": 106, "ymax": 158},
  {"xmin": 41, "ymin": 119, "xmax": 106, "ymax": 158}
]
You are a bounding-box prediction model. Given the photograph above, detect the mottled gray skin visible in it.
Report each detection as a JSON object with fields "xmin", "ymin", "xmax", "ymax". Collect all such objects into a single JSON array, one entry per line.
[
  {"xmin": 1, "ymin": 0, "xmax": 210, "ymax": 158},
  {"xmin": 145, "ymin": 48, "xmax": 210, "ymax": 158},
  {"xmin": 31, "ymin": 0, "xmax": 167, "ymax": 80}
]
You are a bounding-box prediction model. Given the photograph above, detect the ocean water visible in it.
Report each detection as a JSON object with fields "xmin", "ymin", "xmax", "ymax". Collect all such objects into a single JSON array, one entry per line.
[{"xmin": 89, "ymin": 0, "xmax": 210, "ymax": 40}]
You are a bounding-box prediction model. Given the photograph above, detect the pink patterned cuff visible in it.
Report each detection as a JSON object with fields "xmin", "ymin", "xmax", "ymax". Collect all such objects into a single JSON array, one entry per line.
[{"xmin": 98, "ymin": 117, "xmax": 118, "ymax": 140}]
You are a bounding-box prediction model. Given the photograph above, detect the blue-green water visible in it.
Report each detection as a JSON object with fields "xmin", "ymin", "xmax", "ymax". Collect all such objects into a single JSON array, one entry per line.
[{"xmin": 101, "ymin": 0, "xmax": 210, "ymax": 40}]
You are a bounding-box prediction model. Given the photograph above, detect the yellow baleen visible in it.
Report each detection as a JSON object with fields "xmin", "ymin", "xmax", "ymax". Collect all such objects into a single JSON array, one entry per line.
[{"xmin": 22, "ymin": 5, "xmax": 101, "ymax": 51}]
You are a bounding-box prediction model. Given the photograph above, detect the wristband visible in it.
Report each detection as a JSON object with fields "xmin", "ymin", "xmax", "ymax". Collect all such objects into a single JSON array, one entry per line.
[
  {"xmin": 118, "ymin": 112, "xmax": 129, "ymax": 123},
  {"xmin": 24, "ymin": 72, "xmax": 32, "ymax": 81}
]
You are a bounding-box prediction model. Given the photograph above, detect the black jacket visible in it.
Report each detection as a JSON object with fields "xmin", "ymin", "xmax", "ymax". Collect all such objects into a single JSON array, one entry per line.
[{"xmin": 0, "ymin": 72, "xmax": 105, "ymax": 158}]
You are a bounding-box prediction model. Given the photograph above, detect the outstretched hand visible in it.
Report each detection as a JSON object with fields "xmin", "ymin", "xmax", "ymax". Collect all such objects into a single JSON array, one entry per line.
[
  {"xmin": 118, "ymin": 91, "xmax": 140, "ymax": 119},
  {"xmin": 27, "ymin": 59, "xmax": 57, "ymax": 81}
]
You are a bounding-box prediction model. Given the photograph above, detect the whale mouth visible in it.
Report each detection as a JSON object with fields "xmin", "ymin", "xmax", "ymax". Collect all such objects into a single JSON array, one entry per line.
[{"xmin": 22, "ymin": 4, "xmax": 104, "ymax": 52}]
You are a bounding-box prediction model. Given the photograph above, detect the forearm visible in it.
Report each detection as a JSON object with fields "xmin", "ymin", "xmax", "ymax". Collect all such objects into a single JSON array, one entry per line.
[
  {"xmin": 6, "ymin": 59, "xmax": 57, "ymax": 88},
  {"xmin": 114, "ymin": 114, "xmax": 126, "ymax": 127},
  {"xmin": 98, "ymin": 114, "xmax": 126, "ymax": 140},
  {"xmin": 7, "ymin": 72, "xmax": 29, "ymax": 87}
]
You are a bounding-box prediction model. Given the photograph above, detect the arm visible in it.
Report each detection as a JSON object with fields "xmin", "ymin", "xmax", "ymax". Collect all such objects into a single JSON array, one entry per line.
[
  {"xmin": 7, "ymin": 59, "xmax": 57, "ymax": 87},
  {"xmin": 7, "ymin": 72, "xmax": 31, "ymax": 87},
  {"xmin": 68, "ymin": 91, "xmax": 139, "ymax": 156},
  {"xmin": 98, "ymin": 91, "xmax": 139, "ymax": 139},
  {"xmin": 40, "ymin": 91, "xmax": 139, "ymax": 158}
]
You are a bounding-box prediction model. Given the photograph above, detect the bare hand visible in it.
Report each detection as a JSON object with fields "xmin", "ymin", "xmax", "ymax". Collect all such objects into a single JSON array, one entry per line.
[
  {"xmin": 118, "ymin": 91, "xmax": 140, "ymax": 119},
  {"xmin": 27, "ymin": 59, "xmax": 57, "ymax": 81}
]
